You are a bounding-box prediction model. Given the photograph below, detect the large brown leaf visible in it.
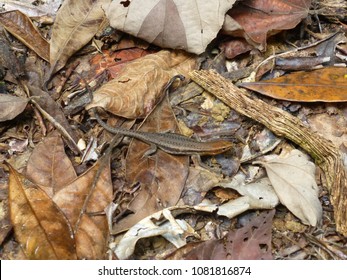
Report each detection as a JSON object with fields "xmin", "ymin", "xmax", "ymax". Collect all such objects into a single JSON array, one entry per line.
[
  {"xmin": 49, "ymin": 0, "xmax": 110, "ymax": 77},
  {"xmin": 241, "ymin": 67, "xmax": 347, "ymax": 102},
  {"xmin": 53, "ymin": 159, "xmax": 112, "ymax": 259},
  {"xmin": 25, "ymin": 131, "xmax": 77, "ymax": 197},
  {"xmin": 111, "ymin": 87, "xmax": 189, "ymax": 233},
  {"xmin": 0, "ymin": 10, "xmax": 49, "ymax": 61},
  {"xmin": 86, "ymin": 50, "xmax": 197, "ymax": 119},
  {"xmin": 106, "ymin": 0, "xmax": 236, "ymax": 54},
  {"xmin": 7, "ymin": 164, "xmax": 77, "ymax": 260}
]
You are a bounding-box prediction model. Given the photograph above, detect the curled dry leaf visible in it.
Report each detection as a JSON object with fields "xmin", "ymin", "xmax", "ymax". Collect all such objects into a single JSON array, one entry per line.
[
  {"xmin": 49, "ymin": 0, "xmax": 111, "ymax": 77},
  {"xmin": 53, "ymin": 159, "xmax": 112, "ymax": 259},
  {"xmin": 7, "ymin": 164, "xmax": 77, "ymax": 260},
  {"xmin": 0, "ymin": 94, "xmax": 28, "ymax": 122},
  {"xmin": 0, "ymin": 10, "xmax": 49, "ymax": 61},
  {"xmin": 25, "ymin": 130, "xmax": 77, "ymax": 197},
  {"xmin": 106, "ymin": 0, "xmax": 236, "ymax": 54},
  {"xmin": 255, "ymin": 149, "xmax": 322, "ymax": 226},
  {"xmin": 86, "ymin": 50, "xmax": 197, "ymax": 119}
]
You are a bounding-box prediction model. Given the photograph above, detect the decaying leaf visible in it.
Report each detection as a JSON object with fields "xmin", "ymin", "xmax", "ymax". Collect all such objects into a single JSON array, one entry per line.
[
  {"xmin": 0, "ymin": 94, "xmax": 28, "ymax": 122},
  {"xmin": 49, "ymin": 0, "xmax": 110, "ymax": 77},
  {"xmin": 0, "ymin": 10, "xmax": 49, "ymax": 61},
  {"xmin": 7, "ymin": 164, "xmax": 77, "ymax": 260},
  {"xmin": 106, "ymin": 0, "xmax": 236, "ymax": 54},
  {"xmin": 224, "ymin": 0, "xmax": 311, "ymax": 50},
  {"xmin": 255, "ymin": 149, "xmax": 322, "ymax": 226},
  {"xmin": 179, "ymin": 210, "xmax": 275, "ymax": 260},
  {"xmin": 53, "ymin": 159, "xmax": 112, "ymax": 259},
  {"xmin": 241, "ymin": 67, "xmax": 347, "ymax": 102},
  {"xmin": 87, "ymin": 50, "xmax": 197, "ymax": 119},
  {"xmin": 25, "ymin": 130, "xmax": 77, "ymax": 197},
  {"xmin": 114, "ymin": 205, "xmax": 217, "ymax": 259}
]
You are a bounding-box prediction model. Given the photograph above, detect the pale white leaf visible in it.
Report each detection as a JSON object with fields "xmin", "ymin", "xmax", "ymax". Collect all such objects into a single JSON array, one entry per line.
[
  {"xmin": 106, "ymin": 0, "xmax": 236, "ymax": 54},
  {"xmin": 256, "ymin": 149, "xmax": 322, "ymax": 226}
]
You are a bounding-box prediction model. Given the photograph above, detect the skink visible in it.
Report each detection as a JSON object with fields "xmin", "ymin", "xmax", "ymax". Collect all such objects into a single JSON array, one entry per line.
[{"xmin": 90, "ymin": 76, "xmax": 233, "ymax": 156}]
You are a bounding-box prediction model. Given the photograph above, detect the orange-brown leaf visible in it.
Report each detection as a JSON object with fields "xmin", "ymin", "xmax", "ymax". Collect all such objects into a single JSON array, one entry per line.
[
  {"xmin": 241, "ymin": 67, "xmax": 347, "ymax": 102},
  {"xmin": 25, "ymin": 131, "xmax": 77, "ymax": 197},
  {"xmin": 86, "ymin": 50, "xmax": 197, "ymax": 119},
  {"xmin": 8, "ymin": 164, "xmax": 77, "ymax": 260},
  {"xmin": 0, "ymin": 10, "xmax": 49, "ymax": 61},
  {"xmin": 53, "ymin": 159, "xmax": 112, "ymax": 259}
]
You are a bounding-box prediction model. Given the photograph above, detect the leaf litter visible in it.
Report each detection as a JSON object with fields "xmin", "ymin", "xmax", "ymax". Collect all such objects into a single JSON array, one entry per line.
[{"xmin": 1, "ymin": 0, "xmax": 347, "ymax": 260}]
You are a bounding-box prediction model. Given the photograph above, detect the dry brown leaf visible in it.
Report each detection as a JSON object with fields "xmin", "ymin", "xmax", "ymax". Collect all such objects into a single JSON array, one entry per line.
[
  {"xmin": 224, "ymin": 0, "xmax": 311, "ymax": 50},
  {"xmin": 25, "ymin": 131, "xmax": 77, "ymax": 197},
  {"xmin": 0, "ymin": 10, "xmax": 49, "ymax": 61},
  {"xmin": 179, "ymin": 210, "xmax": 275, "ymax": 260},
  {"xmin": 256, "ymin": 149, "xmax": 322, "ymax": 226},
  {"xmin": 49, "ymin": 0, "xmax": 110, "ymax": 77},
  {"xmin": 0, "ymin": 94, "xmax": 28, "ymax": 122},
  {"xmin": 106, "ymin": 0, "xmax": 236, "ymax": 54},
  {"xmin": 53, "ymin": 159, "xmax": 112, "ymax": 259},
  {"xmin": 86, "ymin": 50, "xmax": 197, "ymax": 119},
  {"xmin": 111, "ymin": 89, "xmax": 189, "ymax": 233},
  {"xmin": 241, "ymin": 67, "xmax": 347, "ymax": 102},
  {"xmin": 7, "ymin": 164, "xmax": 77, "ymax": 260}
]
